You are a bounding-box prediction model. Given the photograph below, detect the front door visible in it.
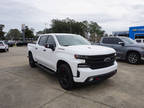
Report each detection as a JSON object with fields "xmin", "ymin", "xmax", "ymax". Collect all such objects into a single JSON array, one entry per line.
[
  {"xmin": 111, "ymin": 38, "xmax": 124, "ymax": 59},
  {"xmin": 42, "ymin": 35, "xmax": 57, "ymax": 71}
]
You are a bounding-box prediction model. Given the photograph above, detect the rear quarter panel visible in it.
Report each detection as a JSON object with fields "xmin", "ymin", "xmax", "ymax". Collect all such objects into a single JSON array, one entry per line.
[{"xmin": 28, "ymin": 43, "xmax": 37, "ymax": 61}]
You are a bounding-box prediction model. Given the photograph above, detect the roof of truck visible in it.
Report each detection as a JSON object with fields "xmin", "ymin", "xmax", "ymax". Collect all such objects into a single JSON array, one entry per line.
[{"xmin": 39, "ymin": 33, "xmax": 79, "ymax": 36}]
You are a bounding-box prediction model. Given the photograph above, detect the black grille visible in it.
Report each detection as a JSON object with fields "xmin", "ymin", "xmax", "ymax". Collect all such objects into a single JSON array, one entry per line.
[{"xmin": 85, "ymin": 53, "xmax": 115, "ymax": 69}]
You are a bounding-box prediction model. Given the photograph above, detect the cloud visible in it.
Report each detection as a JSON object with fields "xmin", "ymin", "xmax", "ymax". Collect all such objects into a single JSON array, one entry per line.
[
  {"xmin": 0, "ymin": 0, "xmax": 144, "ymax": 34},
  {"xmin": 0, "ymin": 0, "xmax": 50, "ymax": 32}
]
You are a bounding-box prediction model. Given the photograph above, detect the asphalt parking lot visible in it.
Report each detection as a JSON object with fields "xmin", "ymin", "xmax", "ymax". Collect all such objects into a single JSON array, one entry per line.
[{"xmin": 0, "ymin": 47, "xmax": 144, "ymax": 108}]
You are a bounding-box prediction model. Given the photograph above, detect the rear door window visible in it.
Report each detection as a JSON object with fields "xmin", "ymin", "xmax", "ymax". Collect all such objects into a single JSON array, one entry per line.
[
  {"xmin": 102, "ymin": 38, "xmax": 110, "ymax": 44},
  {"xmin": 102, "ymin": 38, "xmax": 122, "ymax": 44},
  {"xmin": 102, "ymin": 38, "xmax": 114, "ymax": 44}
]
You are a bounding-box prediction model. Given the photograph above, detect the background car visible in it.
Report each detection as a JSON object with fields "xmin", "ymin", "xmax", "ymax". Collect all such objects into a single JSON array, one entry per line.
[
  {"xmin": 7, "ymin": 40, "xmax": 16, "ymax": 47},
  {"xmin": 16, "ymin": 41, "xmax": 27, "ymax": 46},
  {"xmin": 0, "ymin": 41, "xmax": 9, "ymax": 52}
]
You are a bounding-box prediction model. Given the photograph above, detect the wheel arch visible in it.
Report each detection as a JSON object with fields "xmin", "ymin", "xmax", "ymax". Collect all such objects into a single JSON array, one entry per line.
[
  {"xmin": 28, "ymin": 50, "xmax": 32, "ymax": 55},
  {"xmin": 56, "ymin": 60, "xmax": 72, "ymax": 73},
  {"xmin": 126, "ymin": 50, "xmax": 141, "ymax": 59},
  {"xmin": 28, "ymin": 50, "xmax": 34, "ymax": 57},
  {"xmin": 56, "ymin": 60, "xmax": 73, "ymax": 76}
]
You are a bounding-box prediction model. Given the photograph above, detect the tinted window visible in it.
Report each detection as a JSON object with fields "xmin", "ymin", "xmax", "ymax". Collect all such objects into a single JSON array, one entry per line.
[
  {"xmin": 113, "ymin": 38, "xmax": 123, "ymax": 44},
  {"xmin": 38, "ymin": 36, "xmax": 48, "ymax": 46},
  {"xmin": 102, "ymin": 38, "xmax": 113, "ymax": 44},
  {"xmin": 102, "ymin": 38, "xmax": 108, "ymax": 44},
  {"xmin": 136, "ymin": 40, "xmax": 141, "ymax": 43},
  {"xmin": 102, "ymin": 38, "xmax": 122, "ymax": 44},
  {"xmin": 47, "ymin": 36, "xmax": 56, "ymax": 46}
]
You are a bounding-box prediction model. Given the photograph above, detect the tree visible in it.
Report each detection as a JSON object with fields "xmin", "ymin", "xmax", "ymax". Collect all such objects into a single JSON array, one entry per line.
[
  {"xmin": 37, "ymin": 18, "xmax": 105, "ymax": 41},
  {"xmin": 0, "ymin": 24, "xmax": 5, "ymax": 40},
  {"xmin": 89, "ymin": 21, "xmax": 105, "ymax": 42},
  {"xmin": 51, "ymin": 18, "xmax": 87, "ymax": 37},
  {"xmin": 37, "ymin": 28, "xmax": 52, "ymax": 35},
  {"xmin": 6, "ymin": 29, "xmax": 21, "ymax": 40},
  {"xmin": 25, "ymin": 26, "xmax": 34, "ymax": 38}
]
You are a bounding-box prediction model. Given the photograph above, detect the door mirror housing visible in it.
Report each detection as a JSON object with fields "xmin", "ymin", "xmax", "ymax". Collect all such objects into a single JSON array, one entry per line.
[
  {"xmin": 45, "ymin": 44, "xmax": 55, "ymax": 51},
  {"xmin": 118, "ymin": 42, "xmax": 125, "ymax": 46}
]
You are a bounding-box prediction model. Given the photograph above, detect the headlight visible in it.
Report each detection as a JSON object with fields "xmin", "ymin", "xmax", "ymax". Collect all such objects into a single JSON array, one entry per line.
[{"xmin": 74, "ymin": 55, "xmax": 88, "ymax": 59}]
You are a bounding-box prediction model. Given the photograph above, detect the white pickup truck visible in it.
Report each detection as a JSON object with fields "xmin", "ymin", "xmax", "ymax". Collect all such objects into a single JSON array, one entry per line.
[{"xmin": 28, "ymin": 33, "xmax": 117, "ymax": 90}]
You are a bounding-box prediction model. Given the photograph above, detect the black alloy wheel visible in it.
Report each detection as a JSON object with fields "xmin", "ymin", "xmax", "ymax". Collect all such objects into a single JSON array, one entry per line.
[
  {"xmin": 127, "ymin": 52, "xmax": 140, "ymax": 64},
  {"xmin": 57, "ymin": 64, "xmax": 74, "ymax": 90}
]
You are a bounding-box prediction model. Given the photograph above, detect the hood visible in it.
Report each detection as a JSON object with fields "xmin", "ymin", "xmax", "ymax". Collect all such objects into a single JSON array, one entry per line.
[
  {"xmin": 126, "ymin": 43, "xmax": 144, "ymax": 47},
  {"xmin": 63, "ymin": 45, "xmax": 115, "ymax": 55}
]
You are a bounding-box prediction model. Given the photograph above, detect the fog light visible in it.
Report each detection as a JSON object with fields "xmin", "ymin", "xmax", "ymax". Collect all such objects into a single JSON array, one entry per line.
[{"xmin": 89, "ymin": 77, "xmax": 94, "ymax": 82}]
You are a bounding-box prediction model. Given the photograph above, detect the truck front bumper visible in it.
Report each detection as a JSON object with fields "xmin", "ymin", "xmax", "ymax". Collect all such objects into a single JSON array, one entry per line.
[
  {"xmin": 73, "ymin": 61, "xmax": 118, "ymax": 83},
  {"xmin": 0, "ymin": 47, "xmax": 6, "ymax": 51},
  {"xmin": 0, "ymin": 46, "xmax": 5, "ymax": 50}
]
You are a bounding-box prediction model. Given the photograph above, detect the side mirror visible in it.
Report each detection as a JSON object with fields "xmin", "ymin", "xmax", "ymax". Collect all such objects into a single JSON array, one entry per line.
[
  {"xmin": 118, "ymin": 42, "xmax": 125, "ymax": 46},
  {"xmin": 45, "ymin": 44, "xmax": 55, "ymax": 51}
]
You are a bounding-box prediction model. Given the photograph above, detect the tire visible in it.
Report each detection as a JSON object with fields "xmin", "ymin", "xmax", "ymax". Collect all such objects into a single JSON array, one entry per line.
[
  {"xmin": 57, "ymin": 64, "xmax": 74, "ymax": 90},
  {"xmin": 29, "ymin": 52, "xmax": 36, "ymax": 68},
  {"xmin": 127, "ymin": 52, "xmax": 140, "ymax": 64}
]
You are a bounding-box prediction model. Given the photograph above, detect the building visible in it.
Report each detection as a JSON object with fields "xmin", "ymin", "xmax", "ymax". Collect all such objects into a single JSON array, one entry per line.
[
  {"xmin": 112, "ymin": 31, "xmax": 129, "ymax": 37},
  {"xmin": 112, "ymin": 26, "xmax": 144, "ymax": 43},
  {"xmin": 129, "ymin": 26, "xmax": 144, "ymax": 40}
]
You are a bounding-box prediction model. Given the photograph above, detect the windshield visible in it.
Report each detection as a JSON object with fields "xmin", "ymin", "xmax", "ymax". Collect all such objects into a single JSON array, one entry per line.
[
  {"xmin": 56, "ymin": 35, "xmax": 90, "ymax": 46},
  {"xmin": 121, "ymin": 37, "xmax": 136, "ymax": 44}
]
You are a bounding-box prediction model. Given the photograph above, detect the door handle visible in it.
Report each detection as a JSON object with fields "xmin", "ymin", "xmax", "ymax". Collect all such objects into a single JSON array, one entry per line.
[
  {"xmin": 35, "ymin": 47, "xmax": 38, "ymax": 50},
  {"xmin": 43, "ymin": 49, "xmax": 46, "ymax": 52}
]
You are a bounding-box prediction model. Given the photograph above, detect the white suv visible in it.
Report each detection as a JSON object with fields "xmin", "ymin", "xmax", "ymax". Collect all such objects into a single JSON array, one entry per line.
[
  {"xmin": 28, "ymin": 34, "xmax": 117, "ymax": 90},
  {"xmin": 0, "ymin": 41, "xmax": 9, "ymax": 52}
]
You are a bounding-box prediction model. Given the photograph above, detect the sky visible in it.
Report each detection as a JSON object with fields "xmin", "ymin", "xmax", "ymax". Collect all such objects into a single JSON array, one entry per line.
[{"xmin": 0, "ymin": 0, "xmax": 144, "ymax": 34}]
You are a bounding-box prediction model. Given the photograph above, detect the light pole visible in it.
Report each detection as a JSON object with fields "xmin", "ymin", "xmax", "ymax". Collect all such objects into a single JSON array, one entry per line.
[
  {"xmin": 44, "ymin": 23, "xmax": 48, "ymax": 34},
  {"xmin": 21, "ymin": 24, "xmax": 25, "ymax": 42}
]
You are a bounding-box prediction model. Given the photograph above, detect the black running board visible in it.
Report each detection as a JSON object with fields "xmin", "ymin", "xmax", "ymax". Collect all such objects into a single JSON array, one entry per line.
[{"xmin": 35, "ymin": 63, "xmax": 56, "ymax": 75}]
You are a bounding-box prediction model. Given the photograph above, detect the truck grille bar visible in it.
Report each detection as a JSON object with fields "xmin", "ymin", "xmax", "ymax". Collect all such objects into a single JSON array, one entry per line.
[{"xmin": 85, "ymin": 53, "xmax": 115, "ymax": 69}]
